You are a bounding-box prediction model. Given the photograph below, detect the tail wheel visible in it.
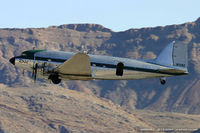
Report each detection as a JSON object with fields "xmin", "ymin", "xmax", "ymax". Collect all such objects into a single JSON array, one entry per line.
[
  {"xmin": 49, "ymin": 74, "xmax": 61, "ymax": 84},
  {"xmin": 160, "ymin": 77, "xmax": 166, "ymax": 85},
  {"xmin": 160, "ymin": 79, "xmax": 166, "ymax": 85}
]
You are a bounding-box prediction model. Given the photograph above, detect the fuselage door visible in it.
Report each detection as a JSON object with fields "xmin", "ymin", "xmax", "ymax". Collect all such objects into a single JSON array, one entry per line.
[{"xmin": 116, "ymin": 62, "xmax": 124, "ymax": 76}]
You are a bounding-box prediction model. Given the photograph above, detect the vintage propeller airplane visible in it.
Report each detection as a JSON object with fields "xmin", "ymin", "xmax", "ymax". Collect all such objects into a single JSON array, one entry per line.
[{"xmin": 9, "ymin": 41, "xmax": 188, "ymax": 85}]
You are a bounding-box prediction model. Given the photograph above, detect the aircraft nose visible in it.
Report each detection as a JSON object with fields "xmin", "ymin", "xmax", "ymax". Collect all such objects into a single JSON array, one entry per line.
[{"xmin": 9, "ymin": 57, "xmax": 15, "ymax": 65}]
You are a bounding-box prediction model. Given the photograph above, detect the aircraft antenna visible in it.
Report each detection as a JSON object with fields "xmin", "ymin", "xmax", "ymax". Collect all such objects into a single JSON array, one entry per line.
[{"xmin": 81, "ymin": 45, "xmax": 88, "ymax": 54}]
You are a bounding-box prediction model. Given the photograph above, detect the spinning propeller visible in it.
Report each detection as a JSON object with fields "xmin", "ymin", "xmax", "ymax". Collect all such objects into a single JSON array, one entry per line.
[{"xmin": 32, "ymin": 63, "xmax": 38, "ymax": 82}]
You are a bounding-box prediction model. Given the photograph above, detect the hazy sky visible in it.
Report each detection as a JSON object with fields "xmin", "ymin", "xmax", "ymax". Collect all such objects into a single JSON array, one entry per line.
[{"xmin": 0, "ymin": 0, "xmax": 199, "ymax": 31}]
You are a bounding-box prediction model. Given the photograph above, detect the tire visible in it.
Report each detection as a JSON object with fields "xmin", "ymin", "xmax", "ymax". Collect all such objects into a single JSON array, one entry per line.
[
  {"xmin": 160, "ymin": 79, "xmax": 166, "ymax": 85},
  {"xmin": 49, "ymin": 74, "xmax": 61, "ymax": 84}
]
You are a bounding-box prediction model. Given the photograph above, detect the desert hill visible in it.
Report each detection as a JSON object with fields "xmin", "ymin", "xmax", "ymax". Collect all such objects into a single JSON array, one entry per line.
[
  {"xmin": 1, "ymin": 84, "xmax": 200, "ymax": 133},
  {"xmin": 0, "ymin": 84, "xmax": 154, "ymax": 132},
  {"xmin": 0, "ymin": 18, "xmax": 200, "ymax": 132},
  {"xmin": 1, "ymin": 18, "xmax": 200, "ymax": 114}
]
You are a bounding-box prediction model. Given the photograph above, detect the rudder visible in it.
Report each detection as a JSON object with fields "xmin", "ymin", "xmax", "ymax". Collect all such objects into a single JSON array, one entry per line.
[
  {"xmin": 172, "ymin": 42, "xmax": 188, "ymax": 68},
  {"xmin": 155, "ymin": 41, "xmax": 188, "ymax": 70}
]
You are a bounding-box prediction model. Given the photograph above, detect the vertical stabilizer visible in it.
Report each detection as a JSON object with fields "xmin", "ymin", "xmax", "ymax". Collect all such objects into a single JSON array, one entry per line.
[{"xmin": 155, "ymin": 41, "xmax": 188, "ymax": 70}]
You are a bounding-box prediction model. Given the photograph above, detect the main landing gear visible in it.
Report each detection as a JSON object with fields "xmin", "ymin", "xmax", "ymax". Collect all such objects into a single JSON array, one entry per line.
[{"xmin": 49, "ymin": 74, "xmax": 61, "ymax": 84}]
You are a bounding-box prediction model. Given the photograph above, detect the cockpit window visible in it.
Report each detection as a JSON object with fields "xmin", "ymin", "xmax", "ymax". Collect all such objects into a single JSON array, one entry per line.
[{"xmin": 19, "ymin": 50, "xmax": 46, "ymax": 59}]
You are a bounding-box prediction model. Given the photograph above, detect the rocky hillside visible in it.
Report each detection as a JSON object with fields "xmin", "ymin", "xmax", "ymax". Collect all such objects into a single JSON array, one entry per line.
[
  {"xmin": 0, "ymin": 84, "xmax": 154, "ymax": 133},
  {"xmin": 0, "ymin": 18, "xmax": 200, "ymax": 115},
  {"xmin": 1, "ymin": 84, "xmax": 200, "ymax": 133}
]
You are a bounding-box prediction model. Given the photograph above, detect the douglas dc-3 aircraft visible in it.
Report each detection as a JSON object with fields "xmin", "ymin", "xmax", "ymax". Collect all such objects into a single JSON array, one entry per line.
[{"xmin": 9, "ymin": 41, "xmax": 188, "ymax": 85}]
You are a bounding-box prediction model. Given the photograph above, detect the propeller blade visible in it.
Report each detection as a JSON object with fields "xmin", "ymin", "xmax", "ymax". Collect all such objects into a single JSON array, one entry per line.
[
  {"xmin": 34, "ymin": 63, "xmax": 38, "ymax": 82},
  {"xmin": 32, "ymin": 66, "xmax": 35, "ymax": 78}
]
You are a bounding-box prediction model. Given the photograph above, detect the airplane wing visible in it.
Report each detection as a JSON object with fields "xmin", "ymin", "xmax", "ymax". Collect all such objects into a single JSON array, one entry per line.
[{"xmin": 55, "ymin": 53, "xmax": 91, "ymax": 76}]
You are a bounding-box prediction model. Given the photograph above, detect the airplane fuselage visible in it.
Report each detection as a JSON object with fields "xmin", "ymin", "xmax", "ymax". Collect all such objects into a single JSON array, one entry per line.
[{"xmin": 12, "ymin": 50, "xmax": 187, "ymax": 81}]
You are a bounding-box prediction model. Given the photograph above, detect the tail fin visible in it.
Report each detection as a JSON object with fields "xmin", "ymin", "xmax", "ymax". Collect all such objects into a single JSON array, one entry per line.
[{"xmin": 155, "ymin": 41, "xmax": 188, "ymax": 70}]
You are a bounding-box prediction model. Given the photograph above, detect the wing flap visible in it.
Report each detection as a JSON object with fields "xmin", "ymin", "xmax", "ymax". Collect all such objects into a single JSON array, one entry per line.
[{"xmin": 56, "ymin": 53, "xmax": 91, "ymax": 76}]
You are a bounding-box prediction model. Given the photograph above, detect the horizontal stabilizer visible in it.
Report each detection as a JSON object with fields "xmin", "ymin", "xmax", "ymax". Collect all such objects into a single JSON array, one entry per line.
[{"xmin": 56, "ymin": 53, "xmax": 91, "ymax": 76}]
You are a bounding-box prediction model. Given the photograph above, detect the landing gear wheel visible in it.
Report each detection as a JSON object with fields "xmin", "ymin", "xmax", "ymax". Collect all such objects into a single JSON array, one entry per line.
[
  {"xmin": 49, "ymin": 74, "xmax": 61, "ymax": 84},
  {"xmin": 160, "ymin": 79, "xmax": 166, "ymax": 85},
  {"xmin": 160, "ymin": 77, "xmax": 166, "ymax": 85}
]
